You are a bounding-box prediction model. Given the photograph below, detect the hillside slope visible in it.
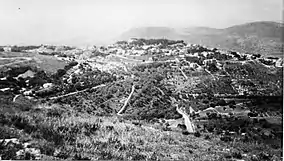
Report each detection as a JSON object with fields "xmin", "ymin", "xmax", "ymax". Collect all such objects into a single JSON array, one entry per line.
[{"xmin": 0, "ymin": 39, "xmax": 282, "ymax": 160}]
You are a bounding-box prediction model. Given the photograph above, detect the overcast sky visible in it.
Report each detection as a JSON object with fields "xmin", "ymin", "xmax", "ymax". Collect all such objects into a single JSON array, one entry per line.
[{"xmin": 0, "ymin": 0, "xmax": 282, "ymax": 46}]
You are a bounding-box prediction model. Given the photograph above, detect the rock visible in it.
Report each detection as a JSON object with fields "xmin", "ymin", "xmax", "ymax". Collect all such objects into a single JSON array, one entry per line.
[
  {"xmin": 0, "ymin": 88, "xmax": 11, "ymax": 92},
  {"xmin": 275, "ymin": 58, "xmax": 283, "ymax": 67},
  {"xmin": 229, "ymin": 131, "xmax": 236, "ymax": 135},
  {"xmin": 23, "ymin": 142, "xmax": 32, "ymax": 148},
  {"xmin": 251, "ymin": 154, "xmax": 258, "ymax": 160},
  {"xmin": 23, "ymin": 90, "xmax": 33, "ymax": 96},
  {"xmin": 242, "ymin": 154, "xmax": 248, "ymax": 157},
  {"xmin": 16, "ymin": 149, "xmax": 25, "ymax": 157},
  {"xmin": 262, "ymin": 129, "xmax": 272, "ymax": 137},
  {"xmin": 170, "ymin": 154, "xmax": 180, "ymax": 160},
  {"xmin": 17, "ymin": 70, "xmax": 35, "ymax": 79},
  {"xmin": 0, "ymin": 138, "xmax": 20, "ymax": 145},
  {"xmin": 16, "ymin": 148, "xmax": 41, "ymax": 160},
  {"xmin": 43, "ymin": 83, "xmax": 54, "ymax": 89}
]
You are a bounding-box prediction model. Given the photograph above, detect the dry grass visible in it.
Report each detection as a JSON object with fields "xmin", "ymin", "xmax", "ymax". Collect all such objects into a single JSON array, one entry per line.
[{"xmin": 0, "ymin": 103, "xmax": 282, "ymax": 160}]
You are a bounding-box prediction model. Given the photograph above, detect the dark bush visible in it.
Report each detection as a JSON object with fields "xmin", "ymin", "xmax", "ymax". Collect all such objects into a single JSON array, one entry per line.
[
  {"xmin": 231, "ymin": 150, "xmax": 242, "ymax": 159},
  {"xmin": 194, "ymin": 131, "xmax": 201, "ymax": 137},
  {"xmin": 55, "ymin": 69, "xmax": 66, "ymax": 78},
  {"xmin": 35, "ymin": 142, "xmax": 55, "ymax": 156},
  {"xmin": 248, "ymin": 112, "xmax": 258, "ymax": 117},
  {"xmin": 182, "ymin": 131, "xmax": 190, "ymax": 135},
  {"xmin": 177, "ymin": 124, "xmax": 187, "ymax": 130},
  {"xmin": 217, "ymin": 99, "xmax": 227, "ymax": 106},
  {"xmin": 258, "ymin": 152, "xmax": 272, "ymax": 160},
  {"xmin": 204, "ymin": 135, "xmax": 211, "ymax": 140},
  {"xmin": 46, "ymin": 108, "xmax": 64, "ymax": 117},
  {"xmin": 68, "ymin": 61, "xmax": 78, "ymax": 67}
]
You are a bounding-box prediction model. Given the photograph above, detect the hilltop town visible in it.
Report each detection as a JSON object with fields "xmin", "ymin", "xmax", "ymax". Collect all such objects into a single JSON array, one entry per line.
[{"xmin": 1, "ymin": 38, "xmax": 282, "ymax": 97}]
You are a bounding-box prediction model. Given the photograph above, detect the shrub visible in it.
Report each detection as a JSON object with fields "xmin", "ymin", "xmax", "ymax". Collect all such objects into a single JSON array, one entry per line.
[
  {"xmin": 231, "ymin": 150, "xmax": 242, "ymax": 159},
  {"xmin": 194, "ymin": 131, "xmax": 201, "ymax": 137},
  {"xmin": 220, "ymin": 136, "xmax": 232, "ymax": 142}
]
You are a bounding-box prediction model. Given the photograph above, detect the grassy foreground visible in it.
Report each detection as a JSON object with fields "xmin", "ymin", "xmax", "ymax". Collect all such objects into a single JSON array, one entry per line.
[{"xmin": 0, "ymin": 101, "xmax": 282, "ymax": 161}]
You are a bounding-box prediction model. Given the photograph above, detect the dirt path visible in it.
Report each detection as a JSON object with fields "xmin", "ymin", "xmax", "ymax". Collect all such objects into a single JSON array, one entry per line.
[{"xmin": 117, "ymin": 84, "xmax": 135, "ymax": 115}]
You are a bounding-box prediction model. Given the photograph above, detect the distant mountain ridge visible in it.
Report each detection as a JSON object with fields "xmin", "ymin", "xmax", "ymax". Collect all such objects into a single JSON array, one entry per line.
[
  {"xmin": 119, "ymin": 27, "xmax": 181, "ymax": 40},
  {"xmin": 118, "ymin": 21, "xmax": 283, "ymax": 57}
]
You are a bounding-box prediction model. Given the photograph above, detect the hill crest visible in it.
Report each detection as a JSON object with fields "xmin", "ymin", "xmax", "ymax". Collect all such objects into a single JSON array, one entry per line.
[{"xmin": 119, "ymin": 21, "xmax": 283, "ymax": 57}]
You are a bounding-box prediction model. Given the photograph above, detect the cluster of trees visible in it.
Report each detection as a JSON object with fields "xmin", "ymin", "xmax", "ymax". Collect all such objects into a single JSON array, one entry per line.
[
  {"xmin": 185, "ymin": 56, "xmax": 204, "ymax": 65},
  {"xmin": 259, "ymin": 58, "xmax": 275, "ymax": 66},
  {"xmin": 0, "ymin": 65, "xmax": 53, "ymax": 95},
  {"xmin": 128, "ymin": 62, "xmax": 182, "ymax": 120},
  {"xmin": 229, "ymin": 51, "xmax": 249, "ymax": 61},
  {"xmin": 223, "ymin": 61, "xmax": 283, "ymax": 96},
  {"xmin": 129, "ymin": 38, "xmax": 185, "ymax": 47},
  {"xmin": 204, "ymin": 115, "xmax": 282, "ymax": 146},
  {"xmin": 53, "ymin": 61, "xmax": 184, "ymax": 119},
  {"xmin": 116, "ymin": 41, "xmax": 128, "ymax": 45},
  {"xmin": 186, "ymin": 46, "xmax": 211, "ymax": 53},
  {"xmin": 205, "ymin": 52, "xmax": 233, "ymax": 61},
  {"xmin": 10, "ymin": 45, "xmax": 41, "ymax": 52},
  {"xmin": 59, "ymin": 69, "xmax": 116, "ymax": 94},
  {"xmin": 90, "ymin": 50, "xmax": 106, "ymax": 58},
  {"xmin": 196, "ymin": 77, "xmax": 237, "ymax": 95},
  {"xmin": 226, "ymin": 61, "xmax": 281, "ymax": 82},
  {"xmin": 206, "ymin": 63, "xmax": 219, "ymax": 73},
  {"xmin": 225, "ymin": 62, "xmax": 262, "ymax": 79}
]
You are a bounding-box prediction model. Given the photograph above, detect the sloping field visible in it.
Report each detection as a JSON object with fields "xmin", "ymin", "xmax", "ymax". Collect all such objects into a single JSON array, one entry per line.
[{"xmin": 0, "ymin": 52, "xmax": 67, "ymax": 74}]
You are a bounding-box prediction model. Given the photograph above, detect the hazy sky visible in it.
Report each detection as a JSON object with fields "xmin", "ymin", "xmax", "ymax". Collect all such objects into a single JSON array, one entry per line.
[{"xmin": 0, "ymin": 0, "xmax": 282, "ymax": 46}]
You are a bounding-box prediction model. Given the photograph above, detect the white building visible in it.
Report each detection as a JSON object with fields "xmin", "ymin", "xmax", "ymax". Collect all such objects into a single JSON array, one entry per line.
[{"xmin": 3, "ymin": 46, "xmax": 11, "ymax": 52}]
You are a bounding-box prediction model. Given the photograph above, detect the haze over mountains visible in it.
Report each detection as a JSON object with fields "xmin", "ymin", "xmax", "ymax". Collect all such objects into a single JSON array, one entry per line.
[{"xmin": 118, "ymin": 21, "xmax": 283, "ymax": 57}]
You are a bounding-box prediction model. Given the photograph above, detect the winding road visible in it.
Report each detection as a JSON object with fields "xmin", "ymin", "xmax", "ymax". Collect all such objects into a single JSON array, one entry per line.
[{"xmin": 176, "ymin": 106, "xmax": 196, "ymax": 133}]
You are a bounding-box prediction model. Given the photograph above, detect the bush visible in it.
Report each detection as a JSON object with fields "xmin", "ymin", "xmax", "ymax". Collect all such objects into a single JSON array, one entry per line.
[
  {"xmin": 220, "ymin": 136, "xmax": 232, "ymax": 142},
  {"xmin": 217, "ymin": 99, "xmax": 227, "ymax": 106},
  {"xmin": 231, "ymin": 150, "xmax": 242, "ymax": 159},
  {"xmin": 194, "ymin": 131, "xmax": 201, "ymax": 137},
  {"xmin": 55, "ymin": 69, "xmax": 66, "ymax": 78}
]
